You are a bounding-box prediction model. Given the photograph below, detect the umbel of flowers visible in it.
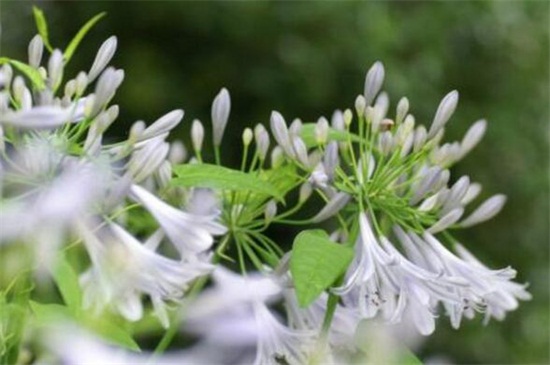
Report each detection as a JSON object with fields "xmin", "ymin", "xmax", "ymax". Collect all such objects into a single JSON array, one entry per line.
[{"xmin": 0, "ymin": 9, "xmax": 530, "ymax": 364}]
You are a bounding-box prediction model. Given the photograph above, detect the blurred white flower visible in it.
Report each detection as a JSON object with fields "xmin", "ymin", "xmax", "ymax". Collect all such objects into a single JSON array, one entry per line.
[
  {"xmin": 129, "ymin": 184, "xmax": 227, "ymax": 258},
  {"xmin": 78, "ymin": 221, "xmax": 213, "ymax": 327}
]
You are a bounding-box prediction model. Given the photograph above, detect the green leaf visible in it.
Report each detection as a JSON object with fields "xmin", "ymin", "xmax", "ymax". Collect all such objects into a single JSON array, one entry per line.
[
  {"xmin": 172, "ymin": 163, "xmax": 284, "ymax": 201},
  {"xmin": 64, "ymin": 12, "xmax": 107, "ymax": 64},
  {"xmin": 32, "ymin": 7, "xmax": 53, "ymax": 52},
  {"xmin": 86, "ymin": 319, "xmax": 141, "ymax": 352},
  {"xmin": 0, "ymin": 58, "xmax": 46, "ymax": 90},
  {"xmin": 30, "ymin": 301, "xmax": 73, "ymax": 325},
  {"xmin": 259, "ymin": 164, "xmax": 300, "ymax": 198},
  {"xmin": 51, "ymin": 254, "xmax": 82, "ymax": 314},
  {"xmin": 290, "ymin": 229, "xmax": 354, "ymax": 307},
  {"xmin": 300, "ymin": 123, "xmax": 360, "ymax": 148}
]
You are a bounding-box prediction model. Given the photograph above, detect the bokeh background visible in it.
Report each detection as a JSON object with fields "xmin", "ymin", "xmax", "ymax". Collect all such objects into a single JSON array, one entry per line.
[{"xmin": 1, "ymin": 1, "xmax": 548, "ymax": 364}]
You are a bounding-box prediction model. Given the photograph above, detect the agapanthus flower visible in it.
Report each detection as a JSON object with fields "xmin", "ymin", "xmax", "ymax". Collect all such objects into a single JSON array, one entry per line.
[{"xmin": 78, "ymin": 220, "xmax": 213, "ymax": 327}]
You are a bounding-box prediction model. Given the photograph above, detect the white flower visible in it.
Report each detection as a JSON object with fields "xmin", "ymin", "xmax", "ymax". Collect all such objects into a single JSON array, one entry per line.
[
  {"xmin": 129, "ymin": 184, "xmax": 227, "ymax": 258},
  {"xmin": 78, "ymin": 221, "xmax": 213, "ymax": 327},
  {"xmin": 186, "ymin": 266, "xmax": 282, "ymax": 321},
  {"xmin": 406, "ymin": 231, "xmax": 531, "ymax": 327},
  {"xmin": 183, "ymin": 267, "xmax": 318, "ymax": 364},
  {"xmin": 334, "ymin": 213, "xmax": 462, "ymax": 335}
]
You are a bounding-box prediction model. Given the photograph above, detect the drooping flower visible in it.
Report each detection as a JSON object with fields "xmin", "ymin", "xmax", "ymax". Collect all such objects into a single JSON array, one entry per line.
[
  {"xmin": 129, "ymin": 184, "xmax": 227, "ymax": 258},
  {"xmin": 334, "ymin": 212, "xmax": 464, "ymax": 335},
  {"xmin": 78, "ymin": 220, "xmax": 213, "ymax": 327}
]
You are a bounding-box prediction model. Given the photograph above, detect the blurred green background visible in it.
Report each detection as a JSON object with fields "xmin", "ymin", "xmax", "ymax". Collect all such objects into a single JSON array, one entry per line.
[{"xmin": 1, "ymin": 1, "xmax": 548, "ymax": 364}]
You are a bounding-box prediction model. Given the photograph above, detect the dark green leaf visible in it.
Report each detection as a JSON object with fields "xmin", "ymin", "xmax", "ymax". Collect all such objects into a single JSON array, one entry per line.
[
  {"xmin": 290, "ymin": 229, "xmax": 354, "ymax": 307},
  {"xmin": 172, "ymin": 163, "xmax": 284, "ymax": 201},
  {"xmin": 64, "ymin": 12, "xmax": 107, "ymax": 64}
]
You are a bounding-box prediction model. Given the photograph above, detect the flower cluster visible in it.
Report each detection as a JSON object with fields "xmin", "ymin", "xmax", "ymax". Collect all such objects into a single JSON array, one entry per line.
[
  {"xmin": 0, "ymin": 32, "xmax": 226, "ymax": 329},
  {"xmin": 0, "ymin": 10, "xmax": 530, "ymax": 365}
]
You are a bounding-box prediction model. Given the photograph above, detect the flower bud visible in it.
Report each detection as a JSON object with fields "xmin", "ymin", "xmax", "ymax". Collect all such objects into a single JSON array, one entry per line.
[
  {"xmin": 428, "ymin": 90, "xmax": 459, "ymax": 139},
  {"xmin": 254, "ymin": 125, "xmax": 270, "ymax": 161},
  {"xmin": 211, "ymin": 88, "xmax": 231, "ymax": 146},
  {"xmin": 428, "ymin": 207, "xmax": 464, "ymax": 234},
  {"xmin": 264, "ymin": 200, "xmax": 277, "ymax": 223},
  {"xmin": 191, "ymin": 119, "xmax": 205, "ymax": 152},
  {"xmin": 28, "ymin": 35, "xmax": 44, "ymax": 68},
  {"xmin": 75, "ymin": 71, "xmax": 88, "ymax": 95},
  {"xmin": 311, "ymin": 192, "xmax": 350, "ymax": 223},
  {"xmin": 299, "ymin": 182, "xmax": 313, "ymax": 203},
  {"xmin": 315, "ymin": 117, "xmax": 329, "ymax": 145},
  {"xmin": 242, "ymin": 127, "xmax": 253, "ymax": 147},
  {"xmin": 292, "ymin": 137, "xmax": 309, "ymax": 167},
  {"xmin": 354, "ymin": 95, "xmax": 366, "ymax": 118},
  {"xmin": 459, "ymin": 194, "xmax": 506, "ymax": 228},
  {"xmin": 459, "ymin": 119, "xmax": 487, "ymax": 158},
  {"xmin": 374, "ymin": 91, "xmax": 389, "ymax": 118},
  {"xmin": 47, "ymin": 49, "xmax": 64, "ymax": 90},
  {"xmin": 363, "ymin": 61, "xmax": 385, "ymax": 106},
  {"xmin": 461, "ymin": 182, "xmax": 482, "ymax": 205},
  {"xmin": 270, "ymin": 111, "xmax": 294, "ymax": 157},
  {"xmin": 88, "ymin": 36, "xmax": 118, "ymax": 82},
  {"xmin": 169, "ymin": 141, "xmax": 187, "ymax": 165},
  {"xmin": 270, "ymin": 146, "xmax": 284, "ymax": 168},
  {"xmin": 396, "ymin": 97, "xmax": 409, "ymax": 124}
]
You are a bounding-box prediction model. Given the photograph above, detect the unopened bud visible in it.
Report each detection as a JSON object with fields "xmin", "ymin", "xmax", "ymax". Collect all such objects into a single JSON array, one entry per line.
[
  {"xmin": 299, "ymin": 182, "xmax": 313, "ymax": 203},
  {"xmin": 270, "ymin": 111, "xmax": 294, "ymax": 157},
  {"xmin": 374, "ymin": 91, "xmax": 389, "ymax": 118},
  {"xmin": 315, "ymin": 117, "xmax": 329, "ymax": 144},
  {"xmin": 264, "ymin": 200, "xmax": 277, "ymax": 223},
  {"xmin": 47, "ymin": 49, "xmax": 64, "ymax": 90},
  {"xmin": 28, "ymin": 35, "xmax": 44, "ymax": 68},
  {"xmin": 428, "ymin": 207, "xmax": 464, "ymax": 234},
  {"xmin": 289, "ymin": 118, "xmax": 302, "ymax": 137},
  {"xmin": 211, "ymin": 88, "xmax": 231, "ymax": 146},
  {"xmin": 459, "ymin": 194, "xmax": 506, "ymax": 228},
  {"xmin": 242, "ymin": 127, "xmax": 253, "ymax": 146},
  {"xmin": 191, "ymin": 119, "xmax": 205, "ymax": 152},
  {"xmin": 311, "ymin": 192, "xmax": 350, "ymax": 223},
  {"xmin": 88, "ymin": 36, "xmax": 118, "ymax": 82},
  {"xmin": 428, "ymin": 90, "xmax": 459, "ymax": 139},
  {"xmin": 270, "ymin": 146, "xmax": 284, "ymax": 168},
  {"xmin": 363, "ymin": 61, "xmax": 385, "ymax": 106},
  {"xmin": 75, "ymin": 72, "xmax": 88, "ymax": 95},
  {"xmin": 396, "ymin": 97, "xmax": 409, "ymax": 125},
  {"xmin": 169, "ymin": 141, "xmax": 187, "ymax": 165},
  {"xmin": 354, "ymin": 95, "xmax": 366, "ymax": 118},
  {"xmin": 255, "ymin": 126, "xmax": 270, "ymax": 160},
  {"xmin": 459, "ymin": 119, "xmax": 487, "ymax": 158},
  {"xmin": 129, "ymin": 121, "xmax": 146, "ymax": 142}
]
